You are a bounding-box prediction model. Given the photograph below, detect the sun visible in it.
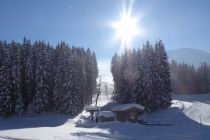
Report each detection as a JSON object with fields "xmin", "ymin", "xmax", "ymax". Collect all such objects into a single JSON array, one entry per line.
[{"xmin": 111, "ymin": 9, "xmax": 141, "ymax": 48}]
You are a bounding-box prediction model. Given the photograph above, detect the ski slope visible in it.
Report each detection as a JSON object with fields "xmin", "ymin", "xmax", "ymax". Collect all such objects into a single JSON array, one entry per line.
[{"xmin": 0, "ymin": 93, "xmax": 210, "ymax": 140}]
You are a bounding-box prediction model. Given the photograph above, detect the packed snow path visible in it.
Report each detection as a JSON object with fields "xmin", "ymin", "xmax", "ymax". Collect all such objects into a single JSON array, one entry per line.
[{"xmin": 0, "ymin": 93, "xmax": 210, "ymax": 140}]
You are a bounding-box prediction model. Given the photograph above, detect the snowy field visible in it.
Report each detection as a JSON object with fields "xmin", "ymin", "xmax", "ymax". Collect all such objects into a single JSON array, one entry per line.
[{"xmin": 0, "ymin": 93, "xmax": 210, "ymax": 140}]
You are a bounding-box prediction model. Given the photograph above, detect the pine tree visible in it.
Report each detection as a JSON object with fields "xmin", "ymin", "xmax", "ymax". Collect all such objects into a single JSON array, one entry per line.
[
  {"xmin": 84, "ymin": 48, "xmax": 94, "ymax": 106},
  {"xmin": 27, "ymin": 41, "xmax": 51, "ymax": 116},
  {"xmin": 112, "ymin": 51, "xmax": 127, "ymax": 103},
  {"xmin": 77, "ymin": 48, "xmax": 87, "ymax": 107},
  {"xmin": 0, "ymin": 39, "xmax": 98, "ymax": 116},
  {"xmin": 198, "ymin": 62, "xmax": 210, "ymax": 93},
  {"xmin": 21, "ymin": 38, "xmax": 33, "ymax": 109},
  {"xmin": 0, "ymin": 41, "xmax": 5, "ymax": 68},
  {"xmin": 141, "ymin": 42, "xmax": 157, "ymax": 111},
  {"xmin": 111, "ymin": 40, "xmax": 173, "ymax": 112},
  {"xmin": 72, "ymin": 47, "xmax": 87, "ymax": 109},
  {"xmin": 91, "ymin": 51, "xmax": 98, "ymax": 104},
  {"xmin": 53, "ymin": 42, "xmax": 71, "ymax": 113},
  {"xmin": 54, "ymin": 45, "xmax": 85, "ymax": 115},
  {"xmin": 154, "ymin": 40, "xmax": 172, "ymax": 108},
  {"xmin": 169, "ymin": 60, "xmax": 178, "ymax": 93},
  {"xmin": 46, "ymin": 43, "xmax": 54, "ymax": 107},
  {"xmin": 0, "ymin": 44, "xmax": 13, "ymax": 116},
  {"xmin": 170, "ymin": 59, "xmax": 210, "ymax": 94},
  {"xmin": 133, "ymin": 49, "xmax": 144, "ymax": 104},
  {"xmin": 111, "ymin": 53, "xmax": 120, "ymax": 99},
  {"xmin": 10, "ymin": 42, "xmax": 24, "ymax": 116},
  {"xmin": 67, "ymin": 56, "xmax": 85, "ymax": 115}
]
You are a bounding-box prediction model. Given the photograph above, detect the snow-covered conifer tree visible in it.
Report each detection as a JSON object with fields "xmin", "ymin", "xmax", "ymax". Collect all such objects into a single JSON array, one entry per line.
[
  {"xmin": 84, "ymin": 48, "xmax": 94, "ymax": 106},
  {"xmin": 10, "ymin": 42, "xmax": 24, "ymax": 116},
  {"xmin": 21, "ymin": 38, "xmax": 33, "ymax": 109},
  {"xmin": 27, "ymin": 41, "xmax": 51, "ymax": 116},
  {"xmin": 91, "ymin": 51, "xmax": 98, "ymax": 104},
  {"xmin": 53, "ymin": 42, "xmax": 70, "ymax": 113},
  {"xmin": 140, "ymin": 42, "xmax": 158, "ymax": 111},
  {"xmin": 0, "ymin": 44, "xmax": 13, "ymax": 116},
  {"xmin": 198, "ymin": 62, "xmax": 210, "ymax": 93},
  {"xmin": 154, "ymin": 40, "xmax": 172, "ymax": 108},
  {"xmin": 133, "ymin": 49, "xmax": 144, "ymax": 104}
]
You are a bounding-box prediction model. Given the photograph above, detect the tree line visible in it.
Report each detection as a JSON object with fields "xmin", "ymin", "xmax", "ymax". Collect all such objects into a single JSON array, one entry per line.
[
  {"xmin": 170, "ymin": 60, "xmax": 210, "ymax": 94},
  {"xmin": 111, "ymin": 40, "xmax": 172, "ymax": 112},
  {"xmin": 0, "ymin": 38, "xmax": 98, "ymax": 117}
]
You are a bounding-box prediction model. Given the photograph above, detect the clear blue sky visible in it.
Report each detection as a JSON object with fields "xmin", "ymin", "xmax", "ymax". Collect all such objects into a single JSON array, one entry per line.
[{"xmin": 0, "ymin": 0, "xmax": 210, "ymax": 60}]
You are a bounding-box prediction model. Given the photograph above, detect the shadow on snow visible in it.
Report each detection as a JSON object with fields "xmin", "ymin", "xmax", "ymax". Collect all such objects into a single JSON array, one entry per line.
[{"xmin": 0, "ymin": 112, "xmax": 73, "ymax": 131}]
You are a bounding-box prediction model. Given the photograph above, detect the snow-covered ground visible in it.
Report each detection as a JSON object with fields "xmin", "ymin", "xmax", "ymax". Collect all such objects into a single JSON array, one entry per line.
[{"xmin": 0, "ymin": 93, "xmax": 210, "ymax": 140}]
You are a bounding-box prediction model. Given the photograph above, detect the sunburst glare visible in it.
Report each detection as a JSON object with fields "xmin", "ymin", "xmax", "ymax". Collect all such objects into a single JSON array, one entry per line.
[{"xmin": 110, "ymin": 1, "xmax": 143, "ymax": 50}]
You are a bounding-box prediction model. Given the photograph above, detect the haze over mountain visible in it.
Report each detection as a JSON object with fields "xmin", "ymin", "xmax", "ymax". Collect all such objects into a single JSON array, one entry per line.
[{"xmin": 168, "ymin": 48, "xmax": 210, "ymax": 67}]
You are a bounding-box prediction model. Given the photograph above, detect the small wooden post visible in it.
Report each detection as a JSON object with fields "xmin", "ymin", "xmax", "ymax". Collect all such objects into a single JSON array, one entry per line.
[{"xmin": 96, "ymin": 110, "xmax": 99, "ymax": 123}]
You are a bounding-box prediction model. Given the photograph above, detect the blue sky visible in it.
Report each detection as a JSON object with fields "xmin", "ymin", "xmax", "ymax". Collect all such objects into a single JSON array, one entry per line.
[{"xmin": 0, "ymin": 0, "xmax": 210, "ymax": 82}]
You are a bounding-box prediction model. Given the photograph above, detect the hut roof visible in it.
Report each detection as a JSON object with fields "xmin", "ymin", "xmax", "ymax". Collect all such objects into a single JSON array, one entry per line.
[
  {"xmin": 84, "ymin": 106, "xmax": 99, "ymax": 111},
  {"xmin": 112, "ymin": 103, "xmax": 145, "ymax": 112}
]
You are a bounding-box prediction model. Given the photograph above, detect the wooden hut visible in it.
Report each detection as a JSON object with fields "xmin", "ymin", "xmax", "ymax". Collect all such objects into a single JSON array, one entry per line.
[{"xmin": 112, "ymin": 103, "xmax": 145, "ymax": 122}]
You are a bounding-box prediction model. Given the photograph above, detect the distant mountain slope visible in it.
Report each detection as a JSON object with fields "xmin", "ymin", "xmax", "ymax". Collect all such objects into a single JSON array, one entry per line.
[{"xmin": 167, "ymin": 48, "xmax": 210, "ymax": 67}]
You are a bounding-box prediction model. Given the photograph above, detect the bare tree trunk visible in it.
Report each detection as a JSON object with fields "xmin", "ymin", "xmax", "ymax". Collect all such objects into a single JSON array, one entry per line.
[
  {"xmin": 95, "ymin": 76, "xmax": 101, "ymax": 107},
  {"xmin": 104, "ymin": 82, "xmax": 109, "ymax": 100}
]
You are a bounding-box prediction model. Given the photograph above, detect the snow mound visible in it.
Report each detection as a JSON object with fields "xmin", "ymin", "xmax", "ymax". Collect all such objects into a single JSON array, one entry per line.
[{"xmin": 183, "ymin": 102, "xmax": 210, "ymax": 125}]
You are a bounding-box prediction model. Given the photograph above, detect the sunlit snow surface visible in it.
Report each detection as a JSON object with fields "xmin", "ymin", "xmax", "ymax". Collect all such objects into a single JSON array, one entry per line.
[{"xmin": 0, "ymin": 93, "xmax": 210, "ymax": 140}]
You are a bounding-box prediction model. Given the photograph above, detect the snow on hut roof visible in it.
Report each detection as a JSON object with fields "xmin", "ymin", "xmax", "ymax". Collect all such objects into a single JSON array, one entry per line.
[
  {"xmin": 84, "ymin": 106, "xmax": 100, "ymax": 111},
  {"xmin": 112, "ymin": 103, "xmax": 145, "ymax": 112},
  {"xmin": 98, "ymin": 111, "xmax": 115, "ymax": 118}
]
